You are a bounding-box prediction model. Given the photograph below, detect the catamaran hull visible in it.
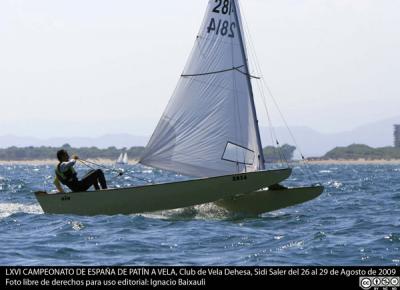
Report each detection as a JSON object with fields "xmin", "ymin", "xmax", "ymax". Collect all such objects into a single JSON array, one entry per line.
[
  {"xmin": 35, "ymin": 168, "xmax": 291, "ymax": 215},
  {"xmin": 216, "ymin": 186, "xmax": 324, "ymax": 215}
]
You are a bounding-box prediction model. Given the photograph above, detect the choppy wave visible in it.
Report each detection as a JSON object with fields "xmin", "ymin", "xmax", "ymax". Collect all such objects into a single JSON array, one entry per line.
[
  {"xmin": 0, "ymin": 203, "xmax": 43, "ymax": 218},
  {"xmin": 0, "ymin": 163, "xmax": 399, "ymax": 265}
]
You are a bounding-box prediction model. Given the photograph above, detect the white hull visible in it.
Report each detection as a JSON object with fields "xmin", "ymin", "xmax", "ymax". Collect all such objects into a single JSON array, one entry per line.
[
  {"xmin": 35, "ymin": 168, "xmax": 291, "ymax": 216},
  {"xmin": 216, "ymin": 185, "xmax": 324, "ymax": 215}
]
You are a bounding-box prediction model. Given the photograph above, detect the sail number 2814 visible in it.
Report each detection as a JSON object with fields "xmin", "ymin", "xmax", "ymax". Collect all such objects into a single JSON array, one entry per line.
[
  {"xmin": 207, "ymin": 0, "xmax": 236, "ymax": 38},
  {"xmin": 207, "ymin": 18, "xmax": 235, "ymax": 38}
]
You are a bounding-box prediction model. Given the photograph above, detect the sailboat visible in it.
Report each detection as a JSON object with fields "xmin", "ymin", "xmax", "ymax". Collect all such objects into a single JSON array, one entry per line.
[
  {"xmin": 34, "ymin": 0, "xmax": 323, "ymax": 216},
  {"xmin": 122, "ymin": 153, "xmax": 128, "ymax": 164},
  {"xmin": 116, "ymin": 152, "xmax": 128, "ymax": 165},
  {"xmin": 116, "ymin": 153, "xmax": 123, "ymax": 164}
]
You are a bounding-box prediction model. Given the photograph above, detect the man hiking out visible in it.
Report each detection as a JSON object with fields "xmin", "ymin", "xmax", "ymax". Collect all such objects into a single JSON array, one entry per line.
[{"xmin": 54, "ymin": 149, "xmax": 107, "ymax": 192}]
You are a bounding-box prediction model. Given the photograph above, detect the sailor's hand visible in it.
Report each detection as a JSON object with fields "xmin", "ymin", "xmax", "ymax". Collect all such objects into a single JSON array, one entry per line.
[{"xmin": 72, "ymin": 155, "xmax": 79, "ymax": 160}]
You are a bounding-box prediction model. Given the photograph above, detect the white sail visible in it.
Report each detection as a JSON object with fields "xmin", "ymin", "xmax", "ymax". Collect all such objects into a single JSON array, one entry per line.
[
  {"xmin": 122, "ymin": 153, "xmax": 128, "ymax": 164},
  {"xmin": 140, "ymin": 0, "xmax": 262, "ymax": 178},
  {"xmin": 116, "ymin": 153, "xmax": 124, "ymax": 164}
]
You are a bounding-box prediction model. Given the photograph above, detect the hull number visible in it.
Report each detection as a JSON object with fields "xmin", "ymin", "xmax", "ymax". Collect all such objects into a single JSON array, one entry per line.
[{"xmin": 232, "ymin": 175, "xmax": 247, "ymax": 181}]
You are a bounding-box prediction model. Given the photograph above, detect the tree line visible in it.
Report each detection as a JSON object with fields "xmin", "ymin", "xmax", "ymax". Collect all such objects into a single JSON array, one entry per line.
[
  {"xmin": 322, "ymin": 144, "xmax": 400, "ymax": 160},
  {"xmin": 0, "ymin": 144, "xmax": 144, "ymax": 161},
  {"xmin": 0, "ymin": 143, "xmax": 297, "ymax": 162}
]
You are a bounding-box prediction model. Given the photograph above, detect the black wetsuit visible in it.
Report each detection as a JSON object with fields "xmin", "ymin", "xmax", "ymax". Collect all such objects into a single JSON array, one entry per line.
[{"xmin": 56, "ymin": 163, "xmax": 107, "ymax": 192}]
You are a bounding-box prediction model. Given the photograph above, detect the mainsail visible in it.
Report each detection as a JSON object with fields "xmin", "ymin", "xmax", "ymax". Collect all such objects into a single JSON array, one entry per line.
[
  {"xmin": 122, "ymin": 153, "xmax": 128, "ymax": 164},
  {"xmin": 140, "ymin": 0, "xmax": 264, "ymax": 178},
  {"xmin": 116, "ymin": 153, "xmax": 124, "ymax": 164}
]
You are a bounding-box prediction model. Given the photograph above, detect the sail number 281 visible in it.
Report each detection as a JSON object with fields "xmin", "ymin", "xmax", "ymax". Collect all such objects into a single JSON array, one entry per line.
[
  {"xmin": 207, "ymin": 0, "xmax": 236, "ymax": 38},
  {"xmin": 212, "ymin": 0, "xmax": 233, "ymax": 15}
]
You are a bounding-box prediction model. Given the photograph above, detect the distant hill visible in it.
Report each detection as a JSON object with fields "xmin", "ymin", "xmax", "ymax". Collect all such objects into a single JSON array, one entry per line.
[
  {"xmin": 0, "ymin": 134, "xmax": 149, "ymax": 149},
  {"xmin": 321, "ymin": 144, "xmax": 400, "ymax": 160},
  {"xmin": 0, "ymin": 115, "xmax": 398, "ymax": 157},
  {"xmin": 260, "ymin": 115, "xmax": 400, "ymax": 157}
]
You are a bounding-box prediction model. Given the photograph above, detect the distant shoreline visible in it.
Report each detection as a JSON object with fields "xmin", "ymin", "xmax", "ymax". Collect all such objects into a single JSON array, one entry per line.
[
  {"xmin": 306, "ymin": 158, "xmax": 400, "ymax": 165},
  {"xmin": 0, "ymin": 158, "xmax": 400, "ymax": 166}
]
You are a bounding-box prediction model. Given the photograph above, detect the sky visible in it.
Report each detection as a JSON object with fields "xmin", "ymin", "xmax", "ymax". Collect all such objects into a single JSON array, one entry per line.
[{"xmin": 0, "ymin": 0, "xmax": 399, "ymax": 138}]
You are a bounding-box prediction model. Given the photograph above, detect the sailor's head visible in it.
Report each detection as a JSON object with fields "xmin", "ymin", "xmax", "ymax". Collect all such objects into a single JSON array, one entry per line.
[{"xmin": 57, "ymin": 149, "xmax": 69, "ymax": 162}]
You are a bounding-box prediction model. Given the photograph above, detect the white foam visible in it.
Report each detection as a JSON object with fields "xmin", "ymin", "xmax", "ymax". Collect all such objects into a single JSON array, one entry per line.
[
  {"xmin": 68, "ymin": 220, "xmax": 85, "ymax": 231},
  {"xmin": 0, "ymin": 202, "xmax": 43, "ymax": 218},
  {"xmin": 140, "ymin": 203, "xmax": 230, "ymax": 220}
]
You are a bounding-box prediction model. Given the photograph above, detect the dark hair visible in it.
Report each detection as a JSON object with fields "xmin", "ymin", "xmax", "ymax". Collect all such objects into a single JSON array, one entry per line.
[{"xmin": 57, "ymin": 149, "xmax": 67, "ymax": 162}]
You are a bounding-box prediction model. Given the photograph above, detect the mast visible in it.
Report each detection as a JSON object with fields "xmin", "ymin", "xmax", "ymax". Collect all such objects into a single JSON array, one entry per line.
[
  {"xmin": 140, "ymin": 0, "xmax": 265, "ymax": 177},
  {"xmin": 231, "ymin": 0, "xmax": 265, "ymax": 170}
]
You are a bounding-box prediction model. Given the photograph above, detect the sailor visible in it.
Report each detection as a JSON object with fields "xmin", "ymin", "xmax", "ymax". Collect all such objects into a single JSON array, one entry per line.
[{"xmin": 54, "ymin": 149, "xmax": 108, "ymax": 192}]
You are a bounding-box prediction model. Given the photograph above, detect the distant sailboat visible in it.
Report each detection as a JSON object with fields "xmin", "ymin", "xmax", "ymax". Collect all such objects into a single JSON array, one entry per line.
[
  {"xmin": 116, "ymin": 152, "xmax": 128, "ymax": 165},
  {"xmin": 123, "ymin": 153, "xmax": 128, "ymax": 164},
  {"xmin": 116, "ymin": 153, "xmax": 123, "ymax": 164},
  {"xmin": 35, "ymin": 0, "xmax": 323, "ymax": 216}
]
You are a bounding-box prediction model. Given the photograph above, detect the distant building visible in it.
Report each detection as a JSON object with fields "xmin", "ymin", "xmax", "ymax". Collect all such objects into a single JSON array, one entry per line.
[{"xmin": 395, "ymin": 125, "xmax": 400, "ymax": 148}]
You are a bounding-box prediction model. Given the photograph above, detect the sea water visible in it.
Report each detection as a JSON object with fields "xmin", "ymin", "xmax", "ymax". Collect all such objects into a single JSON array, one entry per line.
[{"xmin": 0, "ymin": 163, "xmax": 399, "ymax": 266}]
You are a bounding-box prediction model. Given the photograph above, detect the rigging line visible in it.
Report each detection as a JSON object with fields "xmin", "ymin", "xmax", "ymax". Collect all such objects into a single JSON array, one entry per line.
[
  {"xmin": 253, "ymin": 62, "xmax": 287, "ymax": 167},
  {"xmin": 243, "ymin": 34, "xmax": 285, "ymax": 167},
  {"xmin": 241, "ymin": 11, "xmax": 317, "ymax": 184},
  {"xmin": 241, "ymin": 14, "xmax": 295, "ymax": 153},
  {"xmin": 81, "ymin": 159, "xmax": 154, "ymax": 183},
  {"xmin": 77, "ymin": 159, "xmax": 96, "ymax": 170},
  {"xmin": 157, "ymin": 148, "xmax": 257, "ymax": 168},
  {"xmin": 240, "ymin": 9, "xmax": 288, "ymax": 168},
  {"xmin": 230, "ymin": 9, "xmax": 245, "ymax": 173},
  {"xmin": 78, "ymin": 159, "xmax": 126, "ymax": 182},
  {"xmin": 275, "ymin": 140, "xmax": 289, "ymax": 165},
  {"xmin": 235, "ymin": 68, "xmax": 261, "ymax": 79},
  {"xmin": 249, "ymin": 63, "xmax": 278, "ymax": 163},
  {"xmin": 233, "ymin": 0, "xmax": 265, "ymax": 170},
  {"xmin": 256, "ymin": 78, "xmax": 287, "ymax": 167},
  {"xmin": 237, "ymin": 6, "xmax": 279, "ymax": 156},
  {"xmin": 181, "ymin": 65, "xmax": 245, "ymax": 77},
  {"xmin": 260, "ymin": 78, "xmax": 318, "ymax": 182},
  {"xmin": 252, "ymin": 55, "xmax": 291, "ymax": 168},
  {"xmin": 78, "ymin": 159, "xmax": 125, "ymax": 180},
  {"xmin": 79, "ymin": 159, "xmax": 120, "ymax": 173}
]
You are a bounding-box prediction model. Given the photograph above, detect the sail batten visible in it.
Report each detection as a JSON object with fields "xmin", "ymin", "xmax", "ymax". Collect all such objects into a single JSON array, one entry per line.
[
  {"xmin": 140, "ymin": 0, "xmax": 261, "ymax": 178},
  {"xmin": 181, "ymin": 65, "xmax": 245, "ymax": 78}
]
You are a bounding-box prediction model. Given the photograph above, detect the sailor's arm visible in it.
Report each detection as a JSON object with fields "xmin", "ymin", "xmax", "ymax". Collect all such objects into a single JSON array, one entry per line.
[
  {"xmin": 59, "ymin": 158, "xmax": 77, "ymax": 172},
  {"xmin": 53, "ymin": 176, "xmax": 65, "ymax": 193}
]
